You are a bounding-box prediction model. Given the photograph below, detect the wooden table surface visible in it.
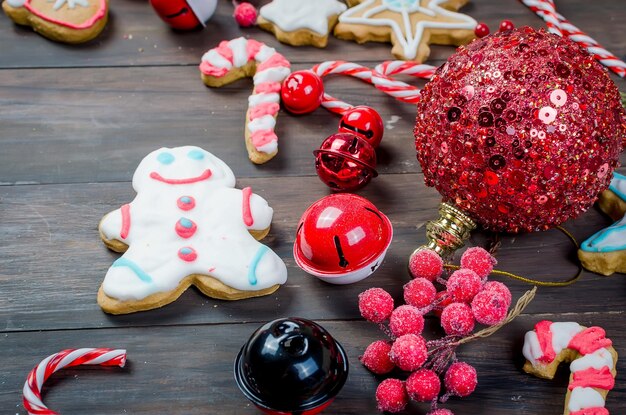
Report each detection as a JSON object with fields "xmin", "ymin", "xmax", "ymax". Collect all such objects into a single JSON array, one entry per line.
[{"xmin": 1, "ymin": 0, "xmax": 625, "ymax": 414}]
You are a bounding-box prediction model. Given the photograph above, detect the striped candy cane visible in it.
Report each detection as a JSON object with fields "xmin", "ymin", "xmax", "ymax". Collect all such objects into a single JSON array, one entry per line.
[
  {"xmin": 310, "ymin": 60, "xmax": 436, "ymax": 115},
  {"xmin": 520, "ymin": 0, "xmax": 626, "ymax": 78},
  {"xmin": 23, "ymin": 348, "xmax": 127, "ymax": 415}
]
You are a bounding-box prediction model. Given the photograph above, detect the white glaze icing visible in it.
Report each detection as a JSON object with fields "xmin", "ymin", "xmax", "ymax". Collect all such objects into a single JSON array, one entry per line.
[
  {"xmin": 200, "ymin": 38, "xmax": 291, "ymax": 156},
  {"xmin": 248, "ymin": 92, "xmax": 280, "ymax": 107},
  {"xmin": 99, "ymin": 146, "xmax": 288, "ymax": 301},
  {"xmin": 570, "ymin": 348, "xmax": 614, "ymax": 373},
  {"xmin": 522, "ymin": 331, "xmax": 543, "ymax": 366},
  {"xmin": 581, "ymin": 214, "xmax": 626, "ymax": 253},
  {"xmin": 568, "ymin": 387, "xmax": 605, "ymax": 411},
  {"xmin": 338, "ymin": 0, "xmax": 477, "ymax": 60},
  {"xmin": 550, "ymin": 322, "xmax": 583, "ymax": 355},
  {"xmin": 260, "ymin": 0, "xmax": 347, "ymax": 35},
  {"xmin": 6, "ymin": 0, "xmax": 26, "ymax": 7},
  {"xmin": 248, "ymin": 115, "xmax": 276, "ymax": 133},
  {"xmin": 51, "ymin": 0, "xmax": 89, "ymax": 11}
]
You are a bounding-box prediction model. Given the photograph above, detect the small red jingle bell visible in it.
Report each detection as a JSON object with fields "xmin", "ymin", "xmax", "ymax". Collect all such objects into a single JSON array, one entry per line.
[
  {"xmin": 294, "ymin": 193, "xmax": 393, "ymax": 284},
  {"xmin": 150, "ymin": 0, "xmax": 217, "ymax": 30},
  {"xmin": 281, "ymin": 70, "xmax": 325, "ymax": 114},
  {"xmin": 314, "ymin": 133, "xmax": 378, "ymax": 191},
  {"xmin": 338, "ymin": 106, "xmax": 384, "ymax": 148}
]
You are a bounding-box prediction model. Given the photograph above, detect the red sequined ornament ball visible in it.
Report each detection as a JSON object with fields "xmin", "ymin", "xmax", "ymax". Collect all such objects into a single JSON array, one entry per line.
[{"xmin": 414, "ymin": 27, "xmax": 625, "ymax": 233}]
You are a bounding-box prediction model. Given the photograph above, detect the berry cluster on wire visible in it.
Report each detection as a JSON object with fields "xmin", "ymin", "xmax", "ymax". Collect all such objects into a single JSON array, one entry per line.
[{"xmin": 358, "ymin": 247, "xmax": 512, "ymax": 414}]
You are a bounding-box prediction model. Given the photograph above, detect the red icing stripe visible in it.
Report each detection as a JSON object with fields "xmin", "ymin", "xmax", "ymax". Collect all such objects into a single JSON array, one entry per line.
[
  {"xmin": 24, "ymin": 0, "xmax": 107, "ymax": 30},
  {"xmin": 249, "ymin": 102, "xmax": 279, "ymax": 120},
  {"xmin": 569, "ymin": 327, "xmax": 612, "ymax": 355},
  {"xmin": 255, "ymin": 82, "xmax": 282, "ymax": 94},
  {"xmin": 250, "ymin": 130, "xmax": 277, "ymax": 148},
  {"xmin": 257, "ymin": 52, "xmax": 291, "ymax": 72},
  {"xmin": 246, "ymin": 39, "xmax": 263, "ymax": 60},
  {"xmin": 570, "ymin": 408, "xmax": 609, "ymax": 415},
  {"xmin": 215, "ymin": 41, "xmax": 234, "ymax": 65},
  {"xmin": 120, "ymin": 204, "xmax": 131, "ymax": 239},
  {"xmin": 150, "ymin": 169, "xmax": 212, "ymax": 185},
  {"xmin": 242, "ymin": 187, "xmax": 254, "ymax": 227},
  {"xmin": 569, "ymin": 366, "xmax": 615, "ymax": 391},
  {"xmin": 535, "ymin": 320, "xmax": 556, "ymax": 363},
  {"xmin": 199, "ymin": 61, "xmax": 229, "ymax": 77}
]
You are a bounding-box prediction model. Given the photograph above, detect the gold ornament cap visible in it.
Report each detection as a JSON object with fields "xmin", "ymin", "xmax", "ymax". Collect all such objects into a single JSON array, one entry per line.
[{"xmin": 417, "ymin": 202, "xmax": 477, "ymax": 257}]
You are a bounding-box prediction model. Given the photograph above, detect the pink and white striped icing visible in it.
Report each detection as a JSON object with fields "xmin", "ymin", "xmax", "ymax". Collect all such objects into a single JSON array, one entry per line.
[
  {"xmin": 523, "ymin": 320, "xmax": 615, "ymax": 414},
  {"xmin": 199, "ymin": 37, "xmax": 291, "ymax": 155}
]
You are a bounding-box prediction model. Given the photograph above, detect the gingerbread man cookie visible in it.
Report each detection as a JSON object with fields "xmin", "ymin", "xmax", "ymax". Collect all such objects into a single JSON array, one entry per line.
[
  {"xmin": 334, "ymin": 0, "xmax": 476, "ymax": 61},
  {"xmin": 257, "ymin": 0, "xmax": 347, "ymax": 48},
  {"xmin": 3, "ymin": 0, "xmax": 108, "ymax": 43},
  {"xmin": 523, "ymin": 320, "xmax": 617, "ymax": 415},
  {"xmin": 98, "ymin": 146, "xmax": 288, "ymax": 314}
]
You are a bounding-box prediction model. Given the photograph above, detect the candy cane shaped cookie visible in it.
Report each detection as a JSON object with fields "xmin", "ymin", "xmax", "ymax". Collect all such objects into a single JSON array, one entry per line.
[
  {"xmin": 199, "ymin": 37, "xmax": 291, "ymax": 164},
  {"xmin": 23, "ymin": 348, "xmax": 127, "ymax": 415},
  {"xmin": 522, "ymin": 321, "xmax": 617, "ymax": 415}
]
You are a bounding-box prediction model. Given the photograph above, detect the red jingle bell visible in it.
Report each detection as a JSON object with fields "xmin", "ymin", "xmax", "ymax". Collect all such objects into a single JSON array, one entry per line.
[
  {"xmin": 338, "ymin": 106, "xmax": 384, "ymax": 148},
  {"xmin": 281, "ymin": 70, "xmax": 325, "ymax": 114},
  {"xmin": 294, "ymin": 193, "xmax": 393, "ymax": 284},
  {"xmin": 150, "ymin": 0, "xmax": 217, "ymax": 30},
  {"xmin": 314, "ymin": 133, "xmax": 378, "ymax": 191}
]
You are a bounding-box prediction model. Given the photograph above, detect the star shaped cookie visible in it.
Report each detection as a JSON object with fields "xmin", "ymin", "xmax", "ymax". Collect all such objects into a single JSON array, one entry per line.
[
  {"xmin": 335, "ymin": 0, "xmax": 477, "ymax": 61},
  {"xmin": 257, "ymin": 0, "xmax": 347, "ymax": 47}
]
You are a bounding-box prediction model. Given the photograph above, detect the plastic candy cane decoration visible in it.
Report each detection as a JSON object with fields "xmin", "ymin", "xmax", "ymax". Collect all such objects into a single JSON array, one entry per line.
[
  {"xmin": 520, "ymin": 0, "xmax": 626, "ymax": 78},
  {"xmin": 23, "ymin": 348, "xmax": 127, "ymax": 415},
  {"xmin": 522, "ymin": 321, "xmax": 617, "ymax": 415},
  {"xmin": 200, "ymin": 37, "xmax": 291, "ymax": 164},
  {"xmin": 310, "ymin": 60, "xmax": 436, "ymax": 115}
]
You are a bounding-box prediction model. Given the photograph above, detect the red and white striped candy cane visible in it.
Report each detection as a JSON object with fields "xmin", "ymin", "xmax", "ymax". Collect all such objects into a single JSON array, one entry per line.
[
  {"xmin": 520, "ymin": 0, "xmax": 626, "ymax": 78},
  {"xmin": 23, "ymin": 348, "xmax": 127, "ymax": 415},
  {"xmin": 310, "ymin": 60, "xmax": 436, "ymax": 115}
]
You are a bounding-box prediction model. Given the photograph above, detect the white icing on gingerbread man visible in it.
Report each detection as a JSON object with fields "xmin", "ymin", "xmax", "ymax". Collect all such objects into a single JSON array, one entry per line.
[{"xmin": 99, "ymin": 146, "xmax": 287, "ymax": 301}]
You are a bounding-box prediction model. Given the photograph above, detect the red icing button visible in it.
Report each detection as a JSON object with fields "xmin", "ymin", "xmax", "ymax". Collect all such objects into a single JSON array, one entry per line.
[
  {"xmin": 177, "ymin": 196, "xmax": 196, "ymax": 211},
  {"xmin": 175, "ymin": 218, "xmax": 197, "ymax": 239},
  {"xmin": 178, "ymin": 247, "xmax": 197, "ymax": 262}
]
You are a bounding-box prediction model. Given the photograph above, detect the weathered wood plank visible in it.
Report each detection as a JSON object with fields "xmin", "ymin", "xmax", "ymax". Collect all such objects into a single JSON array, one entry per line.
[
  {"xmin": 1, "ymin": 173, "xmax": 625, "ymax": 332},
  {"xmin": 0, "ymin": 0, "xmax": 624, "ymax": 70},
  {"xmin": 0, "ymin": 316, "xmax": 624, "ymax": 414}
]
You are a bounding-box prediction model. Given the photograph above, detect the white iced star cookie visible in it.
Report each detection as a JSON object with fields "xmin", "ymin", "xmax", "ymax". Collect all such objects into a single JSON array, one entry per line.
[
  {"xmin": 98, "ymin": 146, "xmax": 288, "ymax": 314},
  {"xmin": 334, "ymin": 0, "xmax": 476, "ymax": 61},
  {"xmin": 2, "ymin": 0, "xmax": 108, "ymax": 43},
  {"xmin": 257, "ymin": 0, "xmax": 347, "ymax": 48}
]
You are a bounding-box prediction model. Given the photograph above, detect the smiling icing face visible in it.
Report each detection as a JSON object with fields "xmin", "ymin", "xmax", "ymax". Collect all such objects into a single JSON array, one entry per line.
[{"xmin": 133, "ymin": 146, "xmax": 236, "ymax": 192}]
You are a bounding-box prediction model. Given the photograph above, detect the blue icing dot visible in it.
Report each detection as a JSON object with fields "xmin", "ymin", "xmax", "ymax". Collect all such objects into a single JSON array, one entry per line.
[
  {"xmin": 180, "ymin": 247, "xmax": 192, "ymax": 255},
  {"xmin": 157, "ymin": 152, "xmax": 175, "ymax": 165},
  {"xmin": 187, "ymin": 149, "xmax": 205, "ymax": 160},
  {"xmin": 180, "ymin": 196, "xmax": 191, "ymax": 204},
  {"xmin": 179, "ymin": 218, "xmax": 193, "ymax": 228}
]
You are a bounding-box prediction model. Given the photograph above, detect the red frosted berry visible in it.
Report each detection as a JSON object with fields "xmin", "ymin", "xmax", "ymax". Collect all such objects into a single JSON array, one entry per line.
[
  {"xmin": 440, "ymin": 303, "xmax": 475, "ymax": 336},
  {"xmin": 433, "ymin": 290, "xmax": 453, "ymax": 317},
  {"xmin": 444, "ymin": 362, "xmax": 477, "ymax": 397},
  {"xmin": 360, "ymin": 340, "xmax": 395, "ymax": 374},
  {"xmin": 499, "ymin": 19, "xmax": 515, "ymax": 32},
  {"xmin": 376, "ymin": 378, "xmax": 408, "ymax": 413},
  {"xmin": 428, "ymin": 409, "xmax": 454, "ymax": 415},
  {"xmin": 404, "ymin": 278, "xmax": 437, "ymax": 309},
  {"xmin": 408, "ymin": 249, "xmax": 443, "ymax": 281},
  {"xmin": 474, "ymin": 22, "xmax": 490, "ymax": 38},
  {"xmin": 482, "ymin": 281, "xmax": 512, "ymax": 307},
  {"xmin": 390, "ymin": 305, "xmax": 425, "ymax": 337},
  {"xmin": 471, "ymin": 288, "xmax": 509, "ymax": 326},
  {"xmin": 358, "ymin": 288, "xmax": 394, "ymax": 323},
  {"xmin": 460, "ymin": 247, "xmax": 497, "ymax": 279},
  {"xmin": 406, "ymin": 368, "xmax": 441, "ymax": 402},
  {"xmin": 233, "ymin": 2, "xmax": 257, "ymax": 27},
  {"xmin": 446, "ymin": 269, "xmax": 482, "ymax": 303},
  {"xmin": 389, "ymin": 334, "xmax": 428, "ymax": 371}
]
